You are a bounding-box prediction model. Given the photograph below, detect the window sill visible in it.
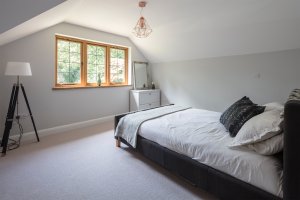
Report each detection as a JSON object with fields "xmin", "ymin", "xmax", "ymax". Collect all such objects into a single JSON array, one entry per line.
[{"xmin": 52, "ymin": 85, "xmax": 132, "ymax": 90}]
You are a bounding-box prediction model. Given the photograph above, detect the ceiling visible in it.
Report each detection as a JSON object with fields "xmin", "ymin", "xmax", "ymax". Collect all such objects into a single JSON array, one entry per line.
[{"xmin": 1, "ymin": 0, "xmax": 300, "ymax": 63}]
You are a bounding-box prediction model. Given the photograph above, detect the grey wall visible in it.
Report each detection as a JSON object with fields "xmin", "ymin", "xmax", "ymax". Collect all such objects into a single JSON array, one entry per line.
[
  {"xmin": 0, "ymin": 0, "xmax": 66, "ymax": 33},
  {"xmin": 151, "ymin": 49, "xmax": 300, "ymax": 112},
  {"xmin": 0, "ymin": 23, "xmax": 147, "ymax": 134},
  {"xmin": 0, "ymin": 47, "xmax": 4, "ymax": 134}
]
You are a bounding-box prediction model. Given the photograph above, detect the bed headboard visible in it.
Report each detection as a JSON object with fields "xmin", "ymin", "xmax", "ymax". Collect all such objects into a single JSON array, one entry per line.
[{"xmin": 283, "ymin": 99, "xmax": 300, "ymax": 200}]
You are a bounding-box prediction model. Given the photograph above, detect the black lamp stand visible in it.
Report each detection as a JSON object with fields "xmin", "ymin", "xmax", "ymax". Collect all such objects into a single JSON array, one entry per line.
[{"xmin": 1, "ymin": 81, "xmax": 39, "ymax": 156}]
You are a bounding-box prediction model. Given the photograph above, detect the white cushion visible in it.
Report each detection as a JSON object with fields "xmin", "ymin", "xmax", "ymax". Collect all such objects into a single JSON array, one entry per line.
[
  {"xmin": 263, "ymin": 102, "xmax": 284, "ymax": 112},
  {"xmin": 247, "ymin": 134, "xmax": 283, "ymax": 155},
  {"xmin": 229, "ymin": 109, "xmax": 283, "ymax": 147}
]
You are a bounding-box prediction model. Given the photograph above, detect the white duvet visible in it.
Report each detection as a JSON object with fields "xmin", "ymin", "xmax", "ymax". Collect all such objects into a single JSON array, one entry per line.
[{"xmin": 139, "ymin": 108, "xmax": 283, "ymax": 197}]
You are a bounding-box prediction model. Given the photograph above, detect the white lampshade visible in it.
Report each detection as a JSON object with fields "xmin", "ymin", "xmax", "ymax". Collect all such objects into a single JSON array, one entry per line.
[{"xmin": 5, "ymin": 62, "xmax": 32, "ymax": 76}]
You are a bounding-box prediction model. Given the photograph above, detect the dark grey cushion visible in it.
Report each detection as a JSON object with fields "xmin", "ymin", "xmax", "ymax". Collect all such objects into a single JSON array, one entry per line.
[
  {"xmin": 220, "ymin": 97, "xmax": 265, "ymax": 137},
  {"xmin": 220, "ymin": 96, "xmax": 253, "ymax": 124}
]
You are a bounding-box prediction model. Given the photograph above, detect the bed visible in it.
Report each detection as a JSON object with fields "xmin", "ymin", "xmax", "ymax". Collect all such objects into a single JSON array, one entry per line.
[{"xmin": 114, "ymin": 96, "xmax": 300, "ymax": 200}]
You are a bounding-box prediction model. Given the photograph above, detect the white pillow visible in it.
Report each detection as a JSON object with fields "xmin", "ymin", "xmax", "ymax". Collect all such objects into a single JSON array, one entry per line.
[
  {"xmin": 247, "ymin": 133, "xmax": 283, "ymax": 155},
  {"xmin": 263, "ymin": 102, "xmax": 284, "ymax": 112},
  {"xmin": 229, "ymin": 109, "xmax": 283, "ymax": 147}
]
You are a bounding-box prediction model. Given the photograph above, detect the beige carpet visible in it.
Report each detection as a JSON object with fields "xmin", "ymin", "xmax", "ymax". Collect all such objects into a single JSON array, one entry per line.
[{"xmin": 0, "ymin": 121, "xmax": 217, "ymax": 200}]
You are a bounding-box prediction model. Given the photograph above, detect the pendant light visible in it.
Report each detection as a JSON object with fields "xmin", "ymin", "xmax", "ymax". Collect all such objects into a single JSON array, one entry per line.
[{"xmin": 132, "ymin": 1, "xmax": 152, "ymax": 38}]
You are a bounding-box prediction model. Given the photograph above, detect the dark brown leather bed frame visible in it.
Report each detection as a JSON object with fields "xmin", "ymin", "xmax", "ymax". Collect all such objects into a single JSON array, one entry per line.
[{"xmin": 114, "ymin": 101, "xmax": 300, "ymax": 200}]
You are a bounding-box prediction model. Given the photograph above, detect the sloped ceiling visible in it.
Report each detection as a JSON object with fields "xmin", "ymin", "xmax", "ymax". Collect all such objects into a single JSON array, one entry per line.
[
  {"xmin": 0, "ymin": 0, "xmax": 66, "ymax": 34},
  {"xmin": 1, "ymin": 0, "xmax": 300, "ymax": 63}
]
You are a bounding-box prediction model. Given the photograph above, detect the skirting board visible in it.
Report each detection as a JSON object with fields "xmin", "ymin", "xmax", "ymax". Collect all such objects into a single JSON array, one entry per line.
[{"xmin": 10, "ymin": 115, "xmax": 114, "ymax": 142}]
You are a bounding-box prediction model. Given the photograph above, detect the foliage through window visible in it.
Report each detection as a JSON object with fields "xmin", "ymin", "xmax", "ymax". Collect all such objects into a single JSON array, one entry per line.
[
  {"xmin": 57, "ymin": 40, "xmax": 81, "ymax": 84},
  {"xmin": 87, "ymin": 45, "xmax": 106, "ymax": 84},
  {"xmin": 110, "ymin": 48, "xmax": 126, "ymax": 84},
  {"xmin": 55, "ymin": 36, "xmax": 128, "ymax": 87}
]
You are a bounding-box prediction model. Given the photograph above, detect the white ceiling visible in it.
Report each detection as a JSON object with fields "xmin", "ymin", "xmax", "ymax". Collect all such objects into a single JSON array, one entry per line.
[{"xmin": 1, "ymin": 0, "xmax": 300, "ymax": 63}]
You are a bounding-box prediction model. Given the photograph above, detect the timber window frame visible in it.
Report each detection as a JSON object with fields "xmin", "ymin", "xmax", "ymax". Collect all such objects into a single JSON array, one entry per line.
[{"xmin": 55, "ymin": 35, "xmax": 129, "ymax": 88}]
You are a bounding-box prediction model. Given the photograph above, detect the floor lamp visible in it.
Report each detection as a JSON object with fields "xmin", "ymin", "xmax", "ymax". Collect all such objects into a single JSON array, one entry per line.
[{"xmin": 1, "ymin": 62, "xmax": 40, "ymax": 156}]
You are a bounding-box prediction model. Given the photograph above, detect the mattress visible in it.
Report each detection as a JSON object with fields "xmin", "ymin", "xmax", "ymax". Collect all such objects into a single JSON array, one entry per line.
[{"xmin": 139, "ymin": 108, "xmax": 283, "ymax": 197}]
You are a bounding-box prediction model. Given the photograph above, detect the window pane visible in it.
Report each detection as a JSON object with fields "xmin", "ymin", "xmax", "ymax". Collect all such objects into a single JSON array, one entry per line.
[
  {"xmin": 110, "ymin": 65, "xmax": 125, "ymax": 83},
  {"xmin": 87, "ymin": 45, "xmax": 97, "ymax": 55},
  {"xmin": 87, "ymin": 73, "xmax": 97, "ymax": 83},
  {"xmin": 70, "ymin": 42, "xmax": 80, "ymax": 53},
  {"xmin": 98, "ymin": 65, "xmax": 105, "ymax": 75},
  {"xmin": 96, "ymin": 56, "xmax": 103, "ymax": 65},
  {"xmin": 69, "ymin": 71, "xmax": 80, "ymax": 83},
  {"xmin": 88, "ymin": 64, "xmax": 97, "ymax": 73},
  {"xmin": 58, "ymin": 51, "xmax": 69, "ymax": 63},
  {"xmin": 70, "ymin": 63, "xmax": 80, "ymax": 72},
  {"xmin": 57, "ymin": 73, "xmax": 68, "ymax": 84},
  {"xmin": 110, "ymin": 48, "xmax": 125, "ymax": 83},
  {"xmin": 57, "ymin": 62, "xmax": 69, "ymax": 73},
  {"xmin": 117, "ymin": 50, "xmax": 125, "ymax": 59},
  {"xmin": 70, "ymin": 53, "xmax": 80, "ymax": 63},
  {"xmin": 88, "ymin": 55, "xmax": 97, "ymax": 65},
  {"xmin": 57, "ymin": 40, "xmax": 69, "ymax": 52},
  {"xmin": 87, "ymin": 45, "xmax": 106, "ymax": 83},
  {"xmin": 97, "ymin": 47, "xmax": 105, "ymax": 57},
  {"xmin": 56, "ymin": 39, "xmax": 81, "ymax": 84}
]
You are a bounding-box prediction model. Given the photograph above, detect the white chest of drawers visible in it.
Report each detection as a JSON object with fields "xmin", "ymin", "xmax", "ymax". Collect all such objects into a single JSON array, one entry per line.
[{"xmin": 130, "ymin": 89, "xmax": 160, "ymax": 111}]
